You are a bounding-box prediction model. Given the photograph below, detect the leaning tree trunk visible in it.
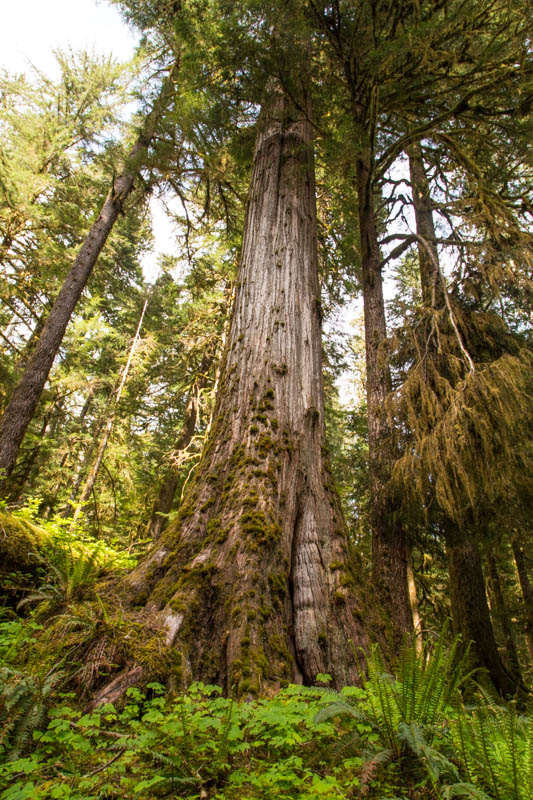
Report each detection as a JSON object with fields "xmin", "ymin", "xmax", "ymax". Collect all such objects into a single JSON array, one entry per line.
[
  {"xmin": 0, "ymin": 71, "xmax": 176, "ymax": 495},
  {"xmin": 100, "ymin": 78, "xmax": 379, "ymax": 702},
  {"xmin": 355, "ymin": 144, "xmax": 412, "ymax": 641},
  {"xmin": 408, "ymin": 141, "xmax": 519, "ymax": 696}
]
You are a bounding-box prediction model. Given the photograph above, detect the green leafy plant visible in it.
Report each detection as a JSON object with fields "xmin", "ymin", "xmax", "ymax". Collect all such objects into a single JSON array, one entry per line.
[
  {"xmin": 16, "ymin": 549, "xmax": 99, "ymax": 616},
  {"xmin": 451, "ymin": 699, "xmax": 533, "ymax": 800},
  {"xmin": 0, "ymin": 683, "xmax": 359, "ymax": 799},
  {"xmin": 0, "ymin": 615, "xmax": 40, "ymax": 665},
  {"xmin": 0, "ymin": 641, "xmax": 528, "ymax": 799},
  {"xmin": 315, "ymin": 631, "xmax": 479, "ymax": 797}
]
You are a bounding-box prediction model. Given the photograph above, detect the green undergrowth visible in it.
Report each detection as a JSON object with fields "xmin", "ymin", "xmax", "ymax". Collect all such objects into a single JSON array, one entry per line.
[
  {"xmin": 1, "ymin": 629, "xmax": 531, "ymax": 800},
  {"xmin": 3, "ymin": 499, "xmax": 138, "ymax": 572},
  {"xmin": 0, "ymin": 500, "xmax": 137, "ymax": 607}
]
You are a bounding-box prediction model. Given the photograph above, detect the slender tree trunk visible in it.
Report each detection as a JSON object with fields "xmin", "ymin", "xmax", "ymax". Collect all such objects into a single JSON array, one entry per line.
[
  {"xmin": 61, "ymin": 392, "xmax": 113, "ymax": 517},
  {"xmin": 0, "ymin": 72, "xmax": 175, "ymax": 495},
  {"xmin": 147, "ymin": 354, "xmax": 213, "ymax": 540},
  {"xmin": 511, "ymin": 535, "xmax": 533, "ymax": 666},
  {"xmin": 72, "ymin": 298, "xmax": 148, "ymax": 522},
  {"xmin": 355, "ymin": 146, "xmax": 412, "ymax": 641},
  {"xmin": 486, "ymin": 551, "xmax": 523, "ymax": 685},
  {"xmin": 407, "ymin": 141, "xmax": 445, "ymax": 309},
  {"xmin": 406, "ymin": 550, "xmax": 423, "ymax": 654},
  {"xmin": 97, "ymin": 77, "xmax": 379, "ymax": 703},
  {"xmin": 408, "ymin": 142, "xmax": 519, "ymax": 695},
  {"xmin": 40, "ymin": 385, "xmax": 97, "ymax": 517},
  {"xmin": 7, "ymin": 393, "xmax": 63, "ymax": 503},
  {"xmin": 448, "ymin": 532, "xmax": 517, "ymax": 696}
]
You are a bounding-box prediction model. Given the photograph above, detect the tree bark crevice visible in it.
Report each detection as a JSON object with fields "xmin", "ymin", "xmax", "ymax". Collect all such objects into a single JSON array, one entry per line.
[{"xmin": 96, "ymin": 75, "xmax": 380, "ymax": 701}]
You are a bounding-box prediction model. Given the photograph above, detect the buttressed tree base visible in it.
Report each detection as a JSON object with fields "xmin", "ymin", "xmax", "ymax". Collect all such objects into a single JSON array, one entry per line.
[{"xmin": 93, "ymin": 77, "xmax": 384, "ymax": 702}]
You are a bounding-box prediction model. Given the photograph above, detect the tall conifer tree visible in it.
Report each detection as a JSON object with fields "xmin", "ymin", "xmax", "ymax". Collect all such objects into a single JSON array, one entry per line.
[
  {"xmin": 0, "ymin": 65, "xmax": 178, "ymax": 493},
  {"xmin": 95, "ymin": 41, "xmax": 378, "ymax": 700}
]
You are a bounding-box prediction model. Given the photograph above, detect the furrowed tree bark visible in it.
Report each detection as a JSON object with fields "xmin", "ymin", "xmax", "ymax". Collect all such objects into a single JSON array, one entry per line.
[
  {"xmin": 0, "ymin": 72, "xmax": 176, "ymax": 496},
  {"xmin": 146, "ymin": 354, "xmax": 213, "ymax": 540},
  {"xmin": 355, "ymin": 144, "xmax": 412, "ymax": 641},
  {"xmin": 109, "ymin": 76, "xmax": 379, "ymax": 697}
]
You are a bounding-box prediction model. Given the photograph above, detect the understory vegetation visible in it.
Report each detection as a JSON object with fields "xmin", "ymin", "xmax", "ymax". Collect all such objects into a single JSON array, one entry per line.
[{"xmin": 1, "ymin": 617, "xmax": 531, "ymax": 800}]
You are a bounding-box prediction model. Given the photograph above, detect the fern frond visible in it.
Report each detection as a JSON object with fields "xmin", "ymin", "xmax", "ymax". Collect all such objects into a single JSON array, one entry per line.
[
  {"xmin": 451, "ymin": 701, "xmax": 533, "ymax": 800},
  {"xmin": 441, "ymin": 782, "xmax": 492, "ymax": 799}
]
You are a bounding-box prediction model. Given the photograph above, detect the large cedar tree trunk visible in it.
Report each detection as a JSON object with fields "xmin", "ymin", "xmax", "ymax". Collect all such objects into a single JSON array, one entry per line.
[
  {"xmin": 355, "ymin": 146, "xmax": 412, "ymax": 640},
  {"xmin": 113, "ymin": 79, "xmax": 377, "ymax": 697}
]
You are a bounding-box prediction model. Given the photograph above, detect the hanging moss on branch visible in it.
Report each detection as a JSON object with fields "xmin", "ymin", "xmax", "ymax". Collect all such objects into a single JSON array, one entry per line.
[{"xmin": 387, "ymin": 304, "xmax": 532, "ymax": 526}]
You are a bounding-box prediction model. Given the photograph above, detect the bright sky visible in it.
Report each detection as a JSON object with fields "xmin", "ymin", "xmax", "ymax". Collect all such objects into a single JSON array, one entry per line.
[{"xmin": 0, "ymin": 0, "xmax": 137, "ymax": 78}]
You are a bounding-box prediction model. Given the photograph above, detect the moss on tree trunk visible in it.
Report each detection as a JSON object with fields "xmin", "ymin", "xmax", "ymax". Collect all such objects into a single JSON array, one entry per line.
[{"xmin": 103, "ymin": 77, "xmax": 382, "ymax": 698}]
